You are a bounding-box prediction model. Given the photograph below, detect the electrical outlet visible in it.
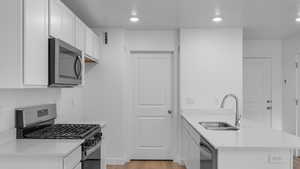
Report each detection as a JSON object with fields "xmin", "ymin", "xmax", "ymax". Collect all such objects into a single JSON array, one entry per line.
[
  {"xmin": 269, "ymin": 154, "xmax": 288, "ymax": 164},
  {"xmin": 185, "ymin": 97, "xmax": 195, "ymax": 105}
]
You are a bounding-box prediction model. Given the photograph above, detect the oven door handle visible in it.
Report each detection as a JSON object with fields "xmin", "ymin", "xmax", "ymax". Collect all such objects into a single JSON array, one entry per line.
[{"xmin": 82, "ymin": 141, "xmax": 101, "ymax": 160}]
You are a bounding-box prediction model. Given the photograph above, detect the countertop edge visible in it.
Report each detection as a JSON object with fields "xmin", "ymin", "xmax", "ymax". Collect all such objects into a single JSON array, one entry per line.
[
  {"xmin": 181, "ymin": 112, "xmax": 300, "ymax": 149},
  {"xmin": 0, "ymin": 139, "xmax": 84, "ymax": 158}
]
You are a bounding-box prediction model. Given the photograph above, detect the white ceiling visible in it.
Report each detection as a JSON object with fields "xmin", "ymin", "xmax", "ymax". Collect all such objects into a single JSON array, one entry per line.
[{"xmin": 62, "ymin": 0, "xmax": 300, "ymax": 39}]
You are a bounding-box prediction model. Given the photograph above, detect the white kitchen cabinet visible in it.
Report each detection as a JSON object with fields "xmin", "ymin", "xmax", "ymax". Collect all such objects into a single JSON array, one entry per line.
[
  {"xmin": 85, "ymin": 27, "xmax": 101, "ymax": 62},
  {"xmin": 0, "ymin": 0, "xmax": 48, "ymax": 88},
  {"xmin": 49, "ymin": 0, "xmax": 62, "ymax": 38},
  {"xmin": 93, "ymin": 31, "xmax": 101, "ymax": 60},
  {"xmin": 85, "ymin": 27, "xmax": 94, "ymax": 57},
  {"xmin": 182, "ymin": 117, "xmax": 201, "ymax": 169},
  {"xmin": 182, "ymin": 124, "xmax": 190, "ymax": 167},
  {"xmin": 75, "ymin": 17, "xmax": 86, "ymax": 53},
  {"xmin": 61, "ymin": 4, "xmax": 76, "ymax": 46},
  {"xmin": 49, "ymin": 0, "xmax": 76, "ymax": 46},
  {"xmin": 23, "ymin": 0, "xmax": 49, "ymax": 86},
  {"xmin": 50, "ymin": 0, "xmax": 100, "ymax": 62}
]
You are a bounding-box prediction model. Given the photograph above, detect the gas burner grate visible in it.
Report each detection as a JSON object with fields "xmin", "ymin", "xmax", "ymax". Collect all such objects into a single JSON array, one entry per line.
[{"xmin": 24, "ymin": 124, "xmax": 100, "ymax": 139}]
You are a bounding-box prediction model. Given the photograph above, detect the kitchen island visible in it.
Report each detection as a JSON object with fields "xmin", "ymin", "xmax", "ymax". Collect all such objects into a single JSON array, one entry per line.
[{"xmin": 181, "ymin": 110, "xmax": 300, "ymax": 169}]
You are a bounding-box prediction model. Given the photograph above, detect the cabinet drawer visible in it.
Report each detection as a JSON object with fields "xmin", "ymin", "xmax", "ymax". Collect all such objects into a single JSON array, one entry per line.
[
  {"xmin": 64, "ymin": 146, "xmax": 81, "ymax": 169},
  {"xmin": 182, "ymin": 117, "xmax": 201, "ymax": 144}
]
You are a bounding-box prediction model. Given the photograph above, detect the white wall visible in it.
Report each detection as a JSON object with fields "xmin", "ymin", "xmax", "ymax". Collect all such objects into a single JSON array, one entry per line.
[
  {"xmin": 282, "ymin": 34, "xmax": 300, "ymax": 135},
  {"xmin": 0, "ymin": 87, "xmax": 84, "ymax": 133},
  {"xmin": 82, "ymin": 29, "xmax": 178, "ymax": 164},
  {"xmin": 180, "ymin": 28, "xmax": 243, "ymax": 111},
  {"xmin": 82, "ymin": 29, "xmax": 126, "ymax": 164},
  {"xmin": 243, "ymin": 40, "xmax": 283, "ymax": 130}
]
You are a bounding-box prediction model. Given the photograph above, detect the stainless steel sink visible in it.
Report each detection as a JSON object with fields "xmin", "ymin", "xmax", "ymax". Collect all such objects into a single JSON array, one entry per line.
[{"xmin": 199, "ymin": 122, "xmax": 239, "ymax": 131}]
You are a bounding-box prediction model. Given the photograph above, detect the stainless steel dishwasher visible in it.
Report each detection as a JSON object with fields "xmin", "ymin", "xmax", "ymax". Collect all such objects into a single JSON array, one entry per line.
[{"xmin": 200, "ymin": 136, "xmax": 218, "ymax": 169}]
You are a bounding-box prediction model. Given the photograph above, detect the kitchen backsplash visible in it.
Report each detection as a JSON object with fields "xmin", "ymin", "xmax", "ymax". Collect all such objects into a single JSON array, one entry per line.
[{"xmin": 0, "ymin": 88, "xmax": 83, "ymax": 132}]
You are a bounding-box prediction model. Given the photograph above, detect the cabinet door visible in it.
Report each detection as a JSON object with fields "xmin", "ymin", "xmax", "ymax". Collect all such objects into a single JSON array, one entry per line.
[
  {"xmin": 93, "ymin": 32, "xmax": 101, "ymax": 60},
  {"xmin": 49, "ymin": 0, "xmax": 75, "ymax": 46},
  {"xmin": 190, "ymin": 138, "xmax": 200, "ymax": 169},
  {"xmin": 60, "ymin": 4, "xmax": 76, "ymax": 46},
  {"xmin": 49, "ymin": 0, "xmax": 62, "ymax": 38},
  {"xmin": 182, "ymin": 126, "xmax": 190, "ymax": 167},
  {"xmin": 23, "ymin": 0, "xmax": 48, "ymax": 85},
  {"xmin": 75, "ymin": 17, "xmax": 86, "ymax": 53},
  {"xmin": 85, "ymin": 28, "xmax": 93, "ymax": 57}
]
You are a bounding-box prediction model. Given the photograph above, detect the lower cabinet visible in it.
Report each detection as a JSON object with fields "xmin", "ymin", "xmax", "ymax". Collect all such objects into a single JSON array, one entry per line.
[
  {"xmin": 64, "ymin": 147, "xmax": 81, "ymax": 169},
  {"xmin": 182, "ymin": 117, "xmax": 201, "ymax": 169}
]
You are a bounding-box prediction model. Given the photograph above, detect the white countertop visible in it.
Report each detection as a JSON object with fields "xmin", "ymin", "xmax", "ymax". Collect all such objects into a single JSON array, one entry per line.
[
  {"xmin": 182, "ymin": 110, "xmax": 300, "ymax": 149},
  {"xmin": 0, "ymin": 139, "xmax": 83, "ymax": 157}
]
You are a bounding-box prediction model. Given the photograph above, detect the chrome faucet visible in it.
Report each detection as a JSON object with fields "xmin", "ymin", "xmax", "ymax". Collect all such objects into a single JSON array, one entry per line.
[{"xmin": 220, "ymin": 94, "xmax": 241, "ymax": 128}]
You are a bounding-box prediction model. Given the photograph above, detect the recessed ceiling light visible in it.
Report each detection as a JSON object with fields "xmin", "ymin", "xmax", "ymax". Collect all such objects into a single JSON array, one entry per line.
[
  {"xmin": 296, "ymin": 17, "xmax": 300, "ymax": 22},
  {"xmin": 130, "ymin": 16, "xmax": 140, "ymax": 23},
  {"xmin": 212, "ymin": 16, "xmax": 223, "ymax": 23}
]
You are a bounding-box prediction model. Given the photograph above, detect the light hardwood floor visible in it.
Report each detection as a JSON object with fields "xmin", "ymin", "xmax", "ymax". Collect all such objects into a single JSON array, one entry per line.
[
  {"xmin": 295, "ymin": 158, "xmax": 300, "ymax": 169},
  {"xmin": 108, "ymin": 159, "xmax": 300, "ymax": 169},
  {"xmin": 107, "ymin": 161, "xmax": 186, "ymax": 169}
]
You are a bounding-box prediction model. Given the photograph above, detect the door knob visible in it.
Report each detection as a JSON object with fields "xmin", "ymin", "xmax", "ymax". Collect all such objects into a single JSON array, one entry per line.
[
  {"xmin": 168, "ymin": 110, "xmax": 173, "ymax": 114},
  {"xmin": 266, "ymin": 100, "xmax": 272, "ymax": 103},
  {"xmin": 267, "ymin": 106, "xmax": 272, "ymax": 110}
]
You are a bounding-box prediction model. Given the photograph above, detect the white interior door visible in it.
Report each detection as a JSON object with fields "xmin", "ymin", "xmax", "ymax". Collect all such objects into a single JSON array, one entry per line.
[
  {"xmin": 243, "ymin": 58, "xmax": 272, "ymax": 128},
  {"xmin": 131, "ymin": 52, "xmax": 173, "ymax": 159}
]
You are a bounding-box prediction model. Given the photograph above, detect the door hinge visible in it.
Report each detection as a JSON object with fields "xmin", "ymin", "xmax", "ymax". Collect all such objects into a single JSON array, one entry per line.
[
  {"xmin": 296, "ymin": 62, "xmax": 299, "ymax": 68},
  {"xmin": 296, "ymin": 99, "xmax": 299, "ymax": 106}
]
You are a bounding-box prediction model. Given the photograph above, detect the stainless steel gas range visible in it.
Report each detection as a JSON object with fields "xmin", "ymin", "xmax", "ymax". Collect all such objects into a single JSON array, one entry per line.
[{"xmin": 15, "ymin": 104, "xmax": 101, "ymax": 169}]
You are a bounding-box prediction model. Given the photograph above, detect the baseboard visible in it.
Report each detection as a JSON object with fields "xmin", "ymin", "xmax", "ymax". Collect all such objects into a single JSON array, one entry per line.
[
  {"xmin": 105, "ymin": 157, "xmax": 128, "ymax": 165},
  {"xmin": 105, "ymin": 155, "xmax": 183, "ymax": 166},
  {"xmin": 173, "ymin": 155, "xmax": 184, "ymax": 165}
]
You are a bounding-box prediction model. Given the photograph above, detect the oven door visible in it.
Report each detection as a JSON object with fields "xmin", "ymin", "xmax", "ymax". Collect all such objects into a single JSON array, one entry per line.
[
  {"xmin": 200, "ymin": 137, "xmax": 218, "ymax": 169},
  {"xmin": 82, "ymin": 141, "xmax": 101, "ymax": 169},
  {"xmin": 49, "ymin": 38, "xmax": 82, "ymax": 87}
]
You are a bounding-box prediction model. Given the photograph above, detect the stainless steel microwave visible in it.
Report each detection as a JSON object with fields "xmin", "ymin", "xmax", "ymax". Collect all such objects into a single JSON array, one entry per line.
[{"xmin": 49, "ymin": 38, "xmax": 82, "ymax": 87}]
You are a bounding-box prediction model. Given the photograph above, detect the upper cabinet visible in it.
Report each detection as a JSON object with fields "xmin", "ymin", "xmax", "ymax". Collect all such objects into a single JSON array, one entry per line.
[
  {"xmin": 49, "ymin": 0, "xmax": 76, "ymax": 46},
  {"xmin": 85, "ymin": 27, "xmax": 94, "ymax": 58},
  {"xmin": 93, "ymin": 31, "xmax": 101, "ymax": 61},
  {"xmin": 85, "ymin": 27, "xmax": 101, "ymax": 62},
  {"xmin": 0, "ymin": 0, "xmax": 99, "ymax": 88},
  {"xmin": 75, "ymin": 17, "xmax": 86, "ymax": 53},
  {"xmin": 0, "ymin": 0, "xmax": 48, "ymax": 88},
  {"xmin": 50, "ymin": 0, "xmax": 100, "ymax": 62},
  {"xmin": 23, "ymin": 0, "xmax": 49, "ymax": 86}
]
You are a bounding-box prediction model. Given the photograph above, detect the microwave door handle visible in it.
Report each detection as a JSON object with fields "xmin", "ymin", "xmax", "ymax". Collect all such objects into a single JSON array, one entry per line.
[
  {"xmin": 77, "ymin": 56, "xmax": 82, "ymax": 79},
  {"xmin": 74, "ymin": 56, "xmax": 79, "ymax": 78}
]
